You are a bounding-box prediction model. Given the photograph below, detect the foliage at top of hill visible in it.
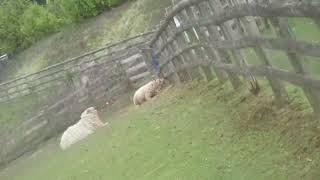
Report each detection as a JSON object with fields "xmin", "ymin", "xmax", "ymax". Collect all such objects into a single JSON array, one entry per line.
[
  {"xmin": 0, "ymin": 0, "xmax": 126, "ymax": 54},
  {"xmin": 0, "ymin": 0, "xmax": 171, "ymax": 81}
]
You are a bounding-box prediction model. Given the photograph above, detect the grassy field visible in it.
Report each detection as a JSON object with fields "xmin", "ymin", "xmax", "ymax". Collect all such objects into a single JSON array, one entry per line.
[{"xmin": 0, "ymin": 80, "xmax": 319, "ymax": 180}]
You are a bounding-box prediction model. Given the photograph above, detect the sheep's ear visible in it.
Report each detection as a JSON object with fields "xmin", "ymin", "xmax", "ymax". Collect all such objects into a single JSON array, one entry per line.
[{"xmin": 86, "ymin": 107, "xmax": 94, "ymax": 114}]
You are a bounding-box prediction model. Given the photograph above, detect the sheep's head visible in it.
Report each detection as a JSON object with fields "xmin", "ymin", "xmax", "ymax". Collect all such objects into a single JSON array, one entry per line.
[
  {"xmin": 154, "ymin": 78, "xmax": 169, "ymax": 89},
  {"xmin": 155, "ymin": 78, "xmax": 164, "ymax": 84},
  {"xmin": 80, "ymin": 107, "xmax": 104, "ymax": 128},
  {"xmin": 81, "ymin": 107, "xmax": 98, "ymax": 119}
]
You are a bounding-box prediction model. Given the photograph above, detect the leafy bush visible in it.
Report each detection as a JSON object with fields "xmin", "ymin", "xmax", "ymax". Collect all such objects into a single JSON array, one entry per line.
[
  {"xmin": 108, "ymin": 0, "xmax": 126, "ymax": 6},
  {"xmin": 0, "ymin": 0, "xmax": 30, "ymax": 53},
  {"xmin": 50, "ymin": 0, "xmax": 126, "ymax": 21},
  {"xmin": 49, "ymin": 0, "xmax": 91, "ymax": 21},
  {"xmin": 20, "ymin": 4, "xmax": 63, "ymax": 48},
  {"xmin": 0, "ymin": 0, "xmax": 127, "ymax": 54}
]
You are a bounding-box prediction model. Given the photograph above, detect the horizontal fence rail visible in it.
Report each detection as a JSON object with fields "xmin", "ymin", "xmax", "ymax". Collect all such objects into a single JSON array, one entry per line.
[
  {"xmin": 0, "ymin": 31, "xmax": 155, "ymax": 167},
  {"xmin": 0, "ymin": 31, "xmax": 155, "ymax": 102}
]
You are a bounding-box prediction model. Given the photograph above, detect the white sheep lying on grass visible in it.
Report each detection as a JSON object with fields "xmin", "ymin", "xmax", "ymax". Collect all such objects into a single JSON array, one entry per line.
[
  {"xmin": 133, "ymin": 79, "xmax": 167, "ymax": 106},
  {"xmin": 60, "ymin": 107, "xmax": 108, "ymax": 150}
]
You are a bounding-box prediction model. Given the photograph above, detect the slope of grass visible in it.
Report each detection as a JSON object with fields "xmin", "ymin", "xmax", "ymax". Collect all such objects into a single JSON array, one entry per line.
[
  {"xmin": 0, "ymin": 80, "xmax": 319, "ymax": 180},
  {"xmin": 0, "ymin": 0, "xmax": 171, "ymax": 81}
]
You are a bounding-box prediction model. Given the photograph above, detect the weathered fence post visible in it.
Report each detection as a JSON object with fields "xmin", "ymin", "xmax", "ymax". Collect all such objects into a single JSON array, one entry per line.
[
  {"xmin": 185, "ymin": 5, "xmax": 226, "ymax": 82},
  {"xmin": 118, "ymin": 56, "xmax": 134, "ymax": 91},
  {"xmin": 165, "ymin": 22, "xmax": 192, "ymax": 82},
  {"xmin": 44, "ymin": 106, "xmax": 59, "ymax": 138},
  {"xmin": 140, "ymin": 47, "xmax": 155, "ymax": 77},
  {"xmin": 209, "ymin": 0, "xmax": 260, "ymax": 94},
  {"xmin": 170, "ymin": 14, "xmax": 203, "ymax": 80},
  {"xmin": 315, "ymin": 20, "xmax": 320, "ymax": 29},
  {"xmin": 157, "ymin": 34, "xmax": 182, "ymax": 84},
  {"xmin": 272, "ymin": 17, "xmax": 320, "ymax": 115},
  {"xmin": 196, "ymin": 1, "xmax": 242, "ymax": 89},
  {"xmin": 170, "ymin": 22, "xmax": 202, "ymax": 80},
  {"xmin": 177, "ymin": 6, "xmax": 216, "ymax": 82},
  {"xmin": 0, "ymin": 135, "xmax": 8, "ymax": 167},
  {"xmin": 237, "ymin": 0, "xmax": 287, "ymax": 102},
  {"xmin": 160, "ymin": 25, "xmax": 191, "ymax": 83}
]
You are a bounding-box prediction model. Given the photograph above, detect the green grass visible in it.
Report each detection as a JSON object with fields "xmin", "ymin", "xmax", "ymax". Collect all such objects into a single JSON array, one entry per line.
[
  {"xmin": 0, "ymin": 80, "xmax": 319, "ymax": 180},
  {"xmin": 289, "ymin": 18, "xmax": 320, "ymax": 43},
  {"xmin": 288, "ymin": 18, "xmax": 320, "ymax": 79},
  {"xmin": 245, "ymin": 17, "xmax": 320, "ymax": 78}
]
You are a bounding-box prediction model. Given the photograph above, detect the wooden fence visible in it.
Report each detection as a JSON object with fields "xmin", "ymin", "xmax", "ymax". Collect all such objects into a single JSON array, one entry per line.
[
  {"xmin": 0, "ymin": 31, "xmax": 155, "ymax": 167},
  {"xmin": 0, "ymin": 31, "xmax": 154, "ymax": 103},
  {"xmin": 149, "ymin": 0, "xmax": 320, "ymax": 115},
  {"xmin": 0, "ymin": 58, "xmax": 126, "ymax": 167}
]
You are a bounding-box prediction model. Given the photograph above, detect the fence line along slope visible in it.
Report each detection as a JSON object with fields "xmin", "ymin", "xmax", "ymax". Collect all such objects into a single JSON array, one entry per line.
[
  {"xmin": 149, "ymin": 0, "xmax": 320, "ymax": 116},
  {"xmin": 0, "ymin": 31, "xmax": 155, "ymax": 168}
]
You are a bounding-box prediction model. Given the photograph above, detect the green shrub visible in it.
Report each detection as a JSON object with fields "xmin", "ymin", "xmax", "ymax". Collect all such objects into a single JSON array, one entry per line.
[
  {"xmin": 0, "ymin": 0, "xmax": 127, "ymax": 54},
  {"xmin": 20, "ymin": 4, "xmax": 63, "ymax": 47},
  {"xmin": 49, "ymin": 0, "xmax": 84, "ymax": 21},
  {"xmin": 50, "ymin": 0, "xmax": 126, "ymax": 21},
  {"xmin": 0, "ymin": 0, "xmax": 30, "ymax": 54},
  {"xmin": 107, "ymin": 0, "xmax": 125, "ymax": 7}
]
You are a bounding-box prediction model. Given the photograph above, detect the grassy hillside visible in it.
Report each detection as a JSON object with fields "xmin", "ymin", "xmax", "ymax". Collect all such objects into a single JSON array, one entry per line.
[
  {"xmin": 0, "ymin": 80, "xmax": 319, "ymax": 180},
  {"xmin": 0, "ymin": 0, "xmax": 171, "ymax": 81}
]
